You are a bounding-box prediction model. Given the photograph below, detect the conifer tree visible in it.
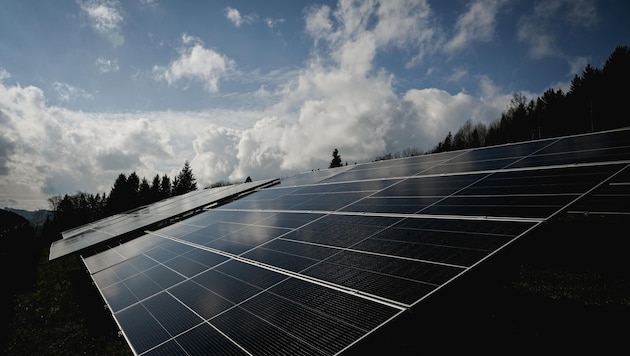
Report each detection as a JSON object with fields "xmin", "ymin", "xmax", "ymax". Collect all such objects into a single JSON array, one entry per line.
[
  {"xmin": 150, "ymin": 174, "xmax": 161, "ymax": 202},
  {"xmin": 172, "ymin": 160, "xmax": 197, "ymax": 195},
  {"xmin": 160, "ymin": 174, "xmax": 171, "ymax": 199},
  {"xmin": 329, "ymin": 148, "xmax": 343, "ymax": 168}
]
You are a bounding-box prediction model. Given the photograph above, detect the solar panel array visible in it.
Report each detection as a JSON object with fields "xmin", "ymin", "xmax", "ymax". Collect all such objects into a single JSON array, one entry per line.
[
  {"xmin": 49, "ymin": 178, "xmax": 278, "ymax": 260},
  {"xmin": 567, "ymin": 164, "xmax": 630, "ymax": 216},
  {"xmin": 72, "ymin": 128, "xmax": 630, "ymax": 355}
]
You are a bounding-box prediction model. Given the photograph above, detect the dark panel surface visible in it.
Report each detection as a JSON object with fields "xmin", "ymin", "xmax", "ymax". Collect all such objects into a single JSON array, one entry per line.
[{"xmin": 81, "ymin": 129, "xmax": 630, "ymax": 355}]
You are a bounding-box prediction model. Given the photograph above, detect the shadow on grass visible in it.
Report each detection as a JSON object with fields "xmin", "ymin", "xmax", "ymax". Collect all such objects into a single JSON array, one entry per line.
[{"xmin": 2, "ymin": 247, "xmax": 129, "ymax": 355}]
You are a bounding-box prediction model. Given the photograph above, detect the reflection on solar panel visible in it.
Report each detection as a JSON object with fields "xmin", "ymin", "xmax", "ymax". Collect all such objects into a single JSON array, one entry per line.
[
  {"xmin": 66, "ymin": 128, "xmax": 630, "ymax": 355},
  {"xmin": 49, "ymin": 179, "xmax": 279, "ymax": 260}
]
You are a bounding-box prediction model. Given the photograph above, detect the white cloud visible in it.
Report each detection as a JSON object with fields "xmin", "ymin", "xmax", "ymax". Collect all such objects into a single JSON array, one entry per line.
[
  {"xmin": 224, "ymin": 7, "xmax": 255, "ymax": 27},
  {"xmin": 568, "ymin": 56, "xmax": 590, "ymax": 76},
  {"xmin": 0, "ymin": 68, "xmax": 273, "ymax": 209},
  {"xmin": 447, "ymin": 68, "xmax": 469, "ymax": 83},
  {"xmin": 52, "ymin": 82, "xmax": 94, "ymax": 102},
  {"xmin": 0, "ymin": 77, "xmax": 192, "ymax": 208},
  {"xmin": 444, "ymin": 0, "xmax": 506, "ymax": 53},
  {"xmin": 191, "ymin": 125, "xmax": 242, "ymax": 185},
  {"xmin": 139, "ymin": 0, "xmax": 157, "ymax": 7},
  {"xmin": 306, "ymin": 0, "xmax": 437, "ymax": 70},
  {"xmin": 1, "ymin": 1, "xmax": 520, "ymax": 210},
  {"xmin": 0, "ymin": 68, "xmax": 10, "ymax": 82},
  {"xmin": 265, "ymin": 17, "xmax": 285, "ymax": 29},
  {"xmin": 95, "ymin": 57, "xmax": 120, "ymax": 73},
  {"xmin": 154, "ymin": 34, "xmax": 235, "ymax": 92},
  {"xmin": 78, "ymin": 0, "xmax": 124, "ymax": 47},
  {"xmin": 518, "ymin": 0, "xmax": 599, "ymax": 59},
  {"xmin": 191, "ymin": 1, "xmax": 511, "ymax": 182}
]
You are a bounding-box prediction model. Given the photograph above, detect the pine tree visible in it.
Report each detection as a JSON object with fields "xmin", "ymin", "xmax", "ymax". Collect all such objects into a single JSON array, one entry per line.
[
  {"xmin": 106, "ymin": 173, "xmax": 128, "ymax": 215},
  {"xmin": 173, "ymin": 160, "xmax": 197, "ymax": 196},
  {"xmin": 138, "ymin": 178, "xmax": 151, "ymax": 205},
  {"xmin": 329, "ymin": 148, "xmax": 343, "ymax": 168},
  {"xmin": 150, "ymin": 174, "xmax": 161, "ymax": 203},
  {"xmin": 127, "ymin": 172, "xmax": 141, "ymax": 208},
  {"xmin": 160, "ymin": 174, "xmax": 171, "ymax": 199}
]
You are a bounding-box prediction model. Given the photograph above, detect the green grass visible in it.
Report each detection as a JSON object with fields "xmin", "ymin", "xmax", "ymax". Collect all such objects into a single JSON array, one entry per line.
[
  {"xmin": 514, "ymin": 265, "xmax": 630, "ymax": 306},
  {"xmin": 3, "ymin": 248, "xmax": 129, "ymax": 355}
]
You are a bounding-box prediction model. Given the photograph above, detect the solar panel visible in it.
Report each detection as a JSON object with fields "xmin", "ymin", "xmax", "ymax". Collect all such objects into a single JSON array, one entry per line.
[
  {"xmin": 70, "ymin": 128, "xmax": 630, "ymax": 355},
  {"xmin": 567, "ymin": 164, "xmax": 630, "ymax": 216},
  {"xmin": 49, "ymin": 179, "xmax": 279, "ymax": 260}
]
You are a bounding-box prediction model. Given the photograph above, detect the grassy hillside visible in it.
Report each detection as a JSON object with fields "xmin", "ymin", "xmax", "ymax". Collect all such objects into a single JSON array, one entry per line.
[{"xmin": 2, "ymin": 247, "xmax": 129, "ymax": 355}]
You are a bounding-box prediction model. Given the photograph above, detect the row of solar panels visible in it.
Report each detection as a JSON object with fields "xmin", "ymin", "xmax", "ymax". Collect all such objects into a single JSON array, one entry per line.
[
  {"xmin": 49, "ymin": 178, "xmax": 279, "ymax": 260},
  {"xmin": 54, "ymin": 128, "xmax": 630, "ymax": 355}
]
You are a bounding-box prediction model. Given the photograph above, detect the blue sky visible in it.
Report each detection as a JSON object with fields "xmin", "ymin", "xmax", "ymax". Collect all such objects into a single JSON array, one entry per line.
[{"xmin": 1, "ymin": 0, "xmax": 628, "ymax": 210}]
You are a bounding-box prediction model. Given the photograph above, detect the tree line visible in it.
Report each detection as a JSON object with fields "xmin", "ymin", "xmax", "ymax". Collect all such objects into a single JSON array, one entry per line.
[
  {"xmin": 429, "ymin": 45, "xmax": 630, "ymax": 153},
  {"xmin": 45, "ymin": 161, "xmax": 197, "ymax": 237}
]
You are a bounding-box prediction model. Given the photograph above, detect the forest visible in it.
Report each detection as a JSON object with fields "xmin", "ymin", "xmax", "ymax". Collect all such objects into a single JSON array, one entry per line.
[
  {"xmin": 429, "ymin": 45, "xmax": 630, "ymax": 153},
  {"xmin": 1, "ymin": 44, "xmax": 629, "ymax": 354},
  {"xmin": 42, "ymin": 160, "xmax": 198, "ymax": 244}
]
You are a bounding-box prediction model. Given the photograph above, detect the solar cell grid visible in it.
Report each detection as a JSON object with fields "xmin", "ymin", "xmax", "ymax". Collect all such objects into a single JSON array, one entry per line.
[
  {"xmin": 319, "ymin": 152, "xmax": 461, "ymax": 183},
  {"xmin": 568, "ymin": 165, "xmax": 630, "ymax": 215},
  {"xmin": 167, "ymin": 280, "xmax": 235, "ymax": 320},
  {"xmin": 142, "ymin": 265, "xmax": 186, "ymax": 289},
  {"xmin": 192, "ymin": 269, "xmax": 261, "ymax": 304},
  {"xmin": 372, "ymin": 174, "xmax": 486, "ymax": 197},
  {"xmin": 210, "ymin": 306, "xmax": 329, "ymax": 355},
  {"xmin": 511, "ymin": 130, "xmax": 630, "ymax": 168},
  {"xmin": 302, "ymin": 262, "xmax": 439, "ymax": 306},
  {"xmin": 351, "ymin": 237, "xmax": 491, "ymax": 267},
  {"xmin": 116, "ymin": 303, "xmax": 173, "ymax": 354},
  {"xmin": 422, "ymin": 156, "xmax": 520, "ymax": 175},
  {"xmin": 239, "ymin": 292, "xmax": 365, "ymax": 355},
  {"xmin": 243, "ymin": 247, "xmax": 318, "ymax": 272},
  {"xmin": 102, "ymin": 249, "xmax": 405, "ymax": 356},
  {"xmin": 51, "ymin": 179, "xmax": 278, "ymax": 260},
  {"xmin": 341, "ymin": 196, "xmax": 443, "ymax": 214},
  {"xmin": 163, "ymin": 322, "xmax": 247, "ymax": 356},
  {"xmin": 74, "ymin": 128, "xmax": 630, "ymax": 355}
]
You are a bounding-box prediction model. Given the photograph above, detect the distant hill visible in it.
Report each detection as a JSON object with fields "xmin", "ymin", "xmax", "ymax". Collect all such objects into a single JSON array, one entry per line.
[
  {"xmin": 0, "ymin": 209, "xmax": 30, "ymax": 235},
  {"xmin": 3, "ymin": 208, "xmax": 52, "ymax": 227}
]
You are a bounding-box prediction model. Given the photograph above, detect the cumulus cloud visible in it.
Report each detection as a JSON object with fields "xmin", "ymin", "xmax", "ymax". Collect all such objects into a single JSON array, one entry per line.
[
  {"xmin": 0, "ymin": 1, "xmax": 518, "ymax": 210},
  {"xmin": 154, "ymin": 34, "xmax": 235, "ymax": 92},
  {"xmin": 78, "ymin": 0, "xmax": 125, "ymax": 47},
  {"xmin": 444, "ymin": 0, "xmax": 506, "ymax": 53},
  {"xmin": 0, "ymin": 65, "xmax": 276, "ymax": 209},
  {"xmin": 0, "ymin": 130, "xmax": 15, "ymax": 175},
  {"xmin": 0, "ymin": 74, "xmax": 195, "ymax": 208},
  {"xmin": 518, "ymin": 0, "xmax": 599, "ymax": 59},
  {"xmin": 306, "ymin": 0, "xmax": 437, "ymax": 67},
  {"xmin": 191, "ymin": 125, "xmax": 242, "ymax": 185},
  {"xmin": 96, "ymin": 150, "xmax": 142, "ymax": 171},
  {"xmin": 189, "ymin": 0, "xmax": 511, "ymax": 183},
  {"xmin": 224, "ymin": 7, "xmax": 255, "ymax": 27}
]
